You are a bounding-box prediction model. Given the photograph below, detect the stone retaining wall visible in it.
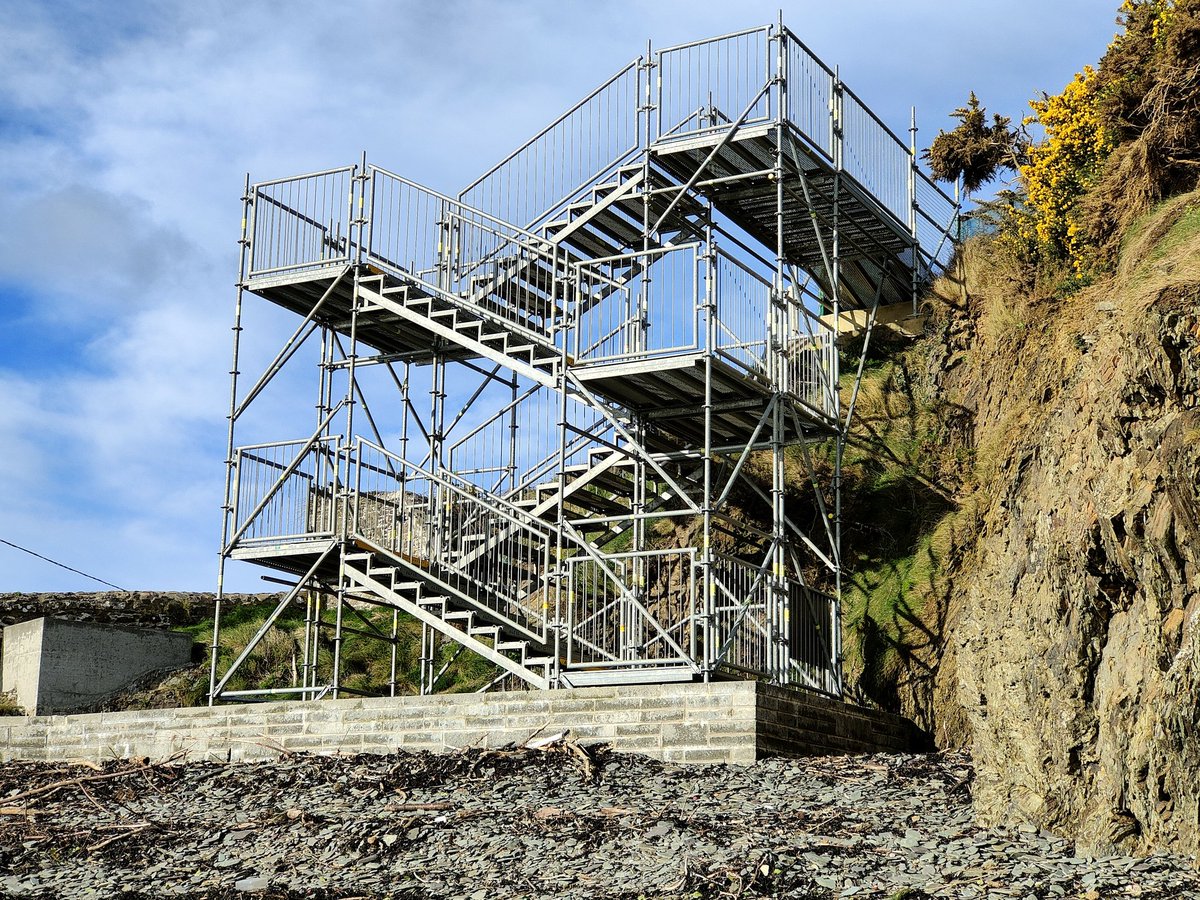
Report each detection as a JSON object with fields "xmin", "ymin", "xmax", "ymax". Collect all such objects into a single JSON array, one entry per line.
[{"xmin": 0, "ymin": 681, "xmax": 925, "ymax": 765}]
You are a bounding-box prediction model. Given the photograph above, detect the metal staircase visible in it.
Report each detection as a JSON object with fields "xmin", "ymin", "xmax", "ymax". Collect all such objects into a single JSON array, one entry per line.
[{"xmin": 210, "ymin": 20, "xmax": 958, "ymax": 704}]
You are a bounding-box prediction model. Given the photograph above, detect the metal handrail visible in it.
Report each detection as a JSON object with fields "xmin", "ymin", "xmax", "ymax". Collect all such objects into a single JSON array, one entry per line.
[
  {"xmin": 459, "ymin": 59, "xmax": 642, "ymax": 230},
  {"xmin": 227, "ymin": 416, "xmax": 343, "ymax": 551},
  {"xmin": 355, "ymin": 438, "xmax": 553, "ymax": 540},
  {"xmin": 352, "ymin": 438, "xmax": 554, "ymax": 639},
  {"xmin": 371, "ymin": 165, "xmax": 548, "ymax": 245},
  {"xmin": 655, "ymin": 23, "xmax": 774, "ymax": 55},
  {"xmin": 363, "ymin": 166, "xmax": 567, "ymax": 349},
  {"xmin": 460, "ymin": 58, "xmax": 641, "ymax": 198}
]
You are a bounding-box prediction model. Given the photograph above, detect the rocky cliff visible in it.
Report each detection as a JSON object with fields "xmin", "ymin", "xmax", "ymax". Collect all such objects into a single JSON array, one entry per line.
[{"xmin": 868, "ymin": 193, "xmax": 1200, "ymax": 859}]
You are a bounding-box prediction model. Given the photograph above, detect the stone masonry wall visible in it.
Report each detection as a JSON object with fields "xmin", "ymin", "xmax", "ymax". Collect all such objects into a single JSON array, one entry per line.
[{"xmin": 0, "ymin": 681, "xmax": 920, "ymax": 765}]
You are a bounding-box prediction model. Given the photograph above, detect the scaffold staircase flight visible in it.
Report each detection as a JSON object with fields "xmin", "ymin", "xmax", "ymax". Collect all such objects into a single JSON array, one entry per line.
[{"xmin": 210, "ymin": 21, "xmax": 958, "ymax": 704}]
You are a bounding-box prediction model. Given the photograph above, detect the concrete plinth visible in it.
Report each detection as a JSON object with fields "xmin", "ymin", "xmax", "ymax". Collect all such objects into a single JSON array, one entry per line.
[
  {"xmin": 1, "ymin": 618, "xmax": 193, "ymax": 715},
  {"xmin": 0, "ymin": 681, "xmax": 926, "ymax": 764}
]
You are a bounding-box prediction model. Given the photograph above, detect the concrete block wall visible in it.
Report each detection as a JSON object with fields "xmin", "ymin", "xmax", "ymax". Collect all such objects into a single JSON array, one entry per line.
[
  {"xmin": 0, "ymin": 681, "xmax": 922, "ymax": 766},
  {"xmin": 1, "ymin": 618, "xmax": 193, "ymax": 715}
]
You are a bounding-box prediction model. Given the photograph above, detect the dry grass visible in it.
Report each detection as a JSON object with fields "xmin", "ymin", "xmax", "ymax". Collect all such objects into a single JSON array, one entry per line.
[{"xmin": 1118, "ymin": 190, "xmax": 1200, "ymax": 287}]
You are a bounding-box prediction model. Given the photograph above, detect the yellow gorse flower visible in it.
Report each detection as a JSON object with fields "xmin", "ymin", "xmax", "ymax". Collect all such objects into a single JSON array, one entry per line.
[{"xmin": 1019, "ymin": 66, "xmax": 1116, "ymax": 276}]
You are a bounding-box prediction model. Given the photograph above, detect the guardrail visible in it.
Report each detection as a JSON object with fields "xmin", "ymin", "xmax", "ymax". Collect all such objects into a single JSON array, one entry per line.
[
  {"xmin": 247, "ymin": 167, "xmax": 354, "ymax": 278},
  {"xmin": 459, "ymin": 59, "xmax": 642, "ymax": 232},
  {"xmin": 569, "ymin": 244, "xmax": 838, "ymax": 417},
  {"xmin": 573, "ymin": 244, "xmax": 701, "ymax": 363},
  {"xmin": 564, "ymin": 549, "xmax": 696, "ymax": 668},
  {"xmin": 229, "ymin": 436, "xmax": 341, "ymax": 548},
  {"xmin": 366, "ymin": 166, "xmax": 569, "ymax": 339},
  {"xmin": 460, "ymin": 23, "xmax": 959, "ymax": 277},
  {"xmin": 708, "ymin": 553, "xmax": 838, "ymax": 693},
  {"xmin": 656, "ymin": 27, "xmax": 773, "ymax": 139},
  {"xmin": 353, "ymin": 439, "xmax": 554, "ymax": 640}
]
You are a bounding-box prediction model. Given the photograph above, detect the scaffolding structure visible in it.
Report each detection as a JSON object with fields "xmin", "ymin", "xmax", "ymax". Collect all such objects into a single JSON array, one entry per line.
[{"xmin": 209, "ymin": 21, "xmax": 958, "ymax": 703}]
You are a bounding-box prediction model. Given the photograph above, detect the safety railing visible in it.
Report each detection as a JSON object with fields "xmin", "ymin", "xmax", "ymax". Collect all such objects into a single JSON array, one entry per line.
[
  {"xmin": 573, "ymin": 244, "xmax": 701, "ymax": 363},
  {"xmin": 353, "ymin": 439, "xmax": 553, "ymax": 640},
  {"xmin": 839, "ymin": 88, "xmax": 911, "ymax": 226},
  {"xmin": 915, "ymin": 176, "xmax": 960, "ymax": 272},
  {"xmin": 459, "ymin": 59, "xmax": 643, "ymax": 231},
  {"xmin": 784, "ymin": 35, "xmax": 834, "ymax": 158},
  {"xmin": 707, "ymin": 553, "xmax": 838, "ymax": 693},
  {"xmin": 366, "ymin": 165, "xmax": 568, "ymax": 341},
  {"xmin": 564, "ymin": 549, "xmax": 696, "ymax": 669},
  {"xmin": 245, "ymin": 164, "xmax": 572, "ymax": 345},
  {"xmin": 229, "ymin": 437, "xmax": 340, "ymax": 546},
  {"xmin": 568, "ymin": 244, "xmax": 838, "ymax": 417},
  {"xmin": 656, "ymin": 27, "xmax": 773, "ymax": 141},
  {"xmin": 712, "ymin": 251, "xmax": 771, "ymax": 378},
  {"xmin": 779, "ymin": 326, "xmax": 838, "ymax": 420},
  {"xmin": 780, "ymin": 29, "xmax": 959, "ymax": 250},
  {"xmin": 787, "ymin": 580, "xmax": 839, "ymax": 695},
  {"xmin": 709, "ymin": 553, "xmax": 775, "ymax": 676},
  {"xmin": 246, "ymin": 167, "xmax": 354, "ymax": 278}
]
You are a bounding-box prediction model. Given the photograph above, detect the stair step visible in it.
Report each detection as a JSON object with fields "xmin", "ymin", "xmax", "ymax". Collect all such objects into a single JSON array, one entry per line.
[
  {"xmin": 443, "ymin": 611, "xmax": 474, "ymax": 623},
  {"xmin": 585, "ymin": 210, "xmax": 643, "ymax": 249},
  {"xmin": 495, "ymin": 641, "xmax": 526, "ymax": 653},
  {"xmin": 559, "ymin": 226, "xmax": 622, "ymax": 259}
]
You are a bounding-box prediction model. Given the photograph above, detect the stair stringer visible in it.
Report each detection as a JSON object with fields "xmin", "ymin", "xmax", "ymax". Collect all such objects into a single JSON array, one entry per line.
[{"xmin": 342, "ymin": 545, "xmax": 554, "ymax": 691}]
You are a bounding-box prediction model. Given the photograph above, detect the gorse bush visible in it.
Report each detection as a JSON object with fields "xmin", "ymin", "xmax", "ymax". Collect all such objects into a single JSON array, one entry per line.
[
  {"xmin": 1019, "ymin": 65, "xmax": 1116, "ymax": 277},
  {"xmin": 930, "ymin": 0, "xmax": 1200, "ymax": 280},
  {"xmin": 924, "ymin": 93, "xmax": 1027, "ymax": 196}
]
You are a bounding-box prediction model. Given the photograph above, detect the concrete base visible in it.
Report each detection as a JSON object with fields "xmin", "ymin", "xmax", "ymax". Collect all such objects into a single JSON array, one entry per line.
[
  {"xmin": 1, "ymin": 618, "xmax": 193, "ymax": 715},
  {"xmin": 0, "ymin": 681, "xmax": 926, "ymax": 765}
]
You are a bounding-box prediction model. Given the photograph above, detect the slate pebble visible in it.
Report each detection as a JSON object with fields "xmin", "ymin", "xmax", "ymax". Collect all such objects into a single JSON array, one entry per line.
[{"xmin": 0, "ymin": 747, "xmax": 1196, "ymax": 899}]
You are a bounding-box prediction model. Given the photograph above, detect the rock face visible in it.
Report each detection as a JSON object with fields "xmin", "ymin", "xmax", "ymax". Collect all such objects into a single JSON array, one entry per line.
[
  {"xmin": 925, "ymin": 198, "xmax": 1200, "ymax": 859},
  {"xmin": 0, "ymin": 591, "xmax": 270, "ymax": 631}
]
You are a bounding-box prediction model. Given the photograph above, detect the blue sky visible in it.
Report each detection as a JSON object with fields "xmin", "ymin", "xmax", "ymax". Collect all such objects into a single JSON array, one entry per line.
[{"xmin": 0, "ymin": 0, "xmax": 1119, "ymax": 592}]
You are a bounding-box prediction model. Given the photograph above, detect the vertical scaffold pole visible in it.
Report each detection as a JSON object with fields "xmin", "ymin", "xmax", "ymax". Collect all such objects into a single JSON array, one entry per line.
[
  {"xmin": 772, "ymin": 21, "xmax": 789, "ymax": 684},
  {"xmin": 332, "ymin": 153, "xmax": 368, "ymax": 700},
  {"xmin": 701, "ymin": 221, "xmax": 715, "ymax": 681},
  {"xmin": 553, "ymin": 283, "xmax": 570, "ymax": 685},
  {"xmin": 211, "ymin": 173, "xmax": 251, "ymax": 706},
  {"xmin": 832, "ymin": 66, "xmax": 845, "ymax": 697},
  {"xmin": 909, "ymin": 107, "xmax": 920, "ymax": 316}
]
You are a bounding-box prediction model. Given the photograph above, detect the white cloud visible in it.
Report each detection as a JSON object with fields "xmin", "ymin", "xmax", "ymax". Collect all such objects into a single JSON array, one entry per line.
[{"xmin": 0, "ymin": 0, "xmax": 1123, "ymax": 590}]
